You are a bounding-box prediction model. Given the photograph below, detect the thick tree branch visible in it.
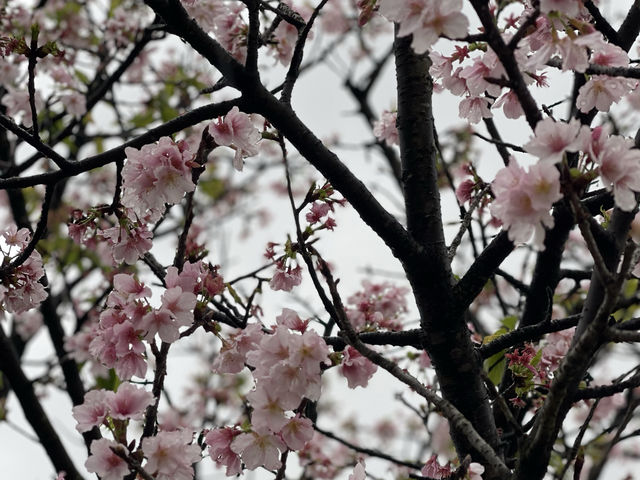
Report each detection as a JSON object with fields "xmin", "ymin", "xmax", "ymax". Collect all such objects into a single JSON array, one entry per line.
[
  {"xmin": 0, "ymin": 100, "xmax": 238, "ymax": 189},
  {"xmin": 469, "ymin": 0, "xmax": 542, "ymax": 129},
  {"xmin": 0, "ymin": 324, "xmax": 85, "ymax": 480}
]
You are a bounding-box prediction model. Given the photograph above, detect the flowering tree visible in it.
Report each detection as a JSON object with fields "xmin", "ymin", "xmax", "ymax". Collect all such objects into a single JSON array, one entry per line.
[{"xmin": 3, "ymin": 0, "xmax": 640, "ymax": 479}]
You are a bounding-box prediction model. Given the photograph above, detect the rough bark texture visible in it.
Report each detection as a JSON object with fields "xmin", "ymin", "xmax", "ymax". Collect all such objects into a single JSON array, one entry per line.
[{"xmin": 393, "ymin": 33, "xmax": 501, "ymax": 476}]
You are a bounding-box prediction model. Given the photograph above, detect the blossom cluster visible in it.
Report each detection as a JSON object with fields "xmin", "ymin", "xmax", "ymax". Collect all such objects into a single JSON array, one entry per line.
[
  {"xmin": 121, "ymin": 137, "xmax": 196, "ymax": 222},
  {"xmin": 206, "ymin": 309, "xmax": 379, "ymax": 475},
  {"xmin": 83, "ymin": 262, "xmax": 223, "ymax": 379},
  {"xmin": 490, "ymin": 160, "xmax": 562, "ymax": 250},
  {"xmin": 0, "ymin": 226, "xmax": 48, "ymax": 315},
  {"xmin": 69, "ymin": 207, "xmax": 153, "ymax": 266},
  {"xmin": 74, "ymin": 383, "xmax": 201, "ymax": 480},
  {"xmin": 345, "ymin": 280, "xmax": 409, "ymax": 331},
  {"xmin": 492, "ymin": 117, "xmax": 640, "ymax": 247},
  {"xmin": 426, "ymin": 5, "xmax": 638, "ymax": 125},
  {"xmin": 210, "ymin": 313, "xmax": 329, "ymax": 472}
]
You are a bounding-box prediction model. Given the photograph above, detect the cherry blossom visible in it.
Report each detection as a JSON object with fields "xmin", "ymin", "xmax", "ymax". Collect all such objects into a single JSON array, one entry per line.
[
  {"xmin": 540, "ymin": 0, "xmax": 584, "ymax": 17},
  {"xmin": 378, "ymin": 0, "xmax": 469, "ymax": 54},
  {"xmin": 346, "ymin": 280, "xmax": 409, "ymax": 331},
  {"xmin": 230, "ymin": 431, "xmax": 286, "ymax": 471},
  {"xmin": 84, "ymin": 439, "xmax": 130, "ymax": 480},
  {"xmin": 349, "ymin": 460, "xmax": 367, "ymax": 480},
  {"xmin": 0, "ymin": 227, "xmax": 48, "ymax": 314},
  {"xmin": 100, "ymin": 221, "xmax": 153, "ymax": 265},
  {"xmin": 467, "ymin": 462, "xmax": 485, "ymax": 480},
  {"xmin": 0, "ymin": 87, "xmax": 43, "ymax": 127},
  {"xmin": 373, "ymin": 110, "xmax": 398, "ymax": 145},
  {"xmin": 106, "ymin": 383, "xmax": 154, "ymax": 421},
  {"xmin": 592, "ymin": 135, "xmax": 640, "ymax": 210},
  {"xmin": 142, "ymin": 430, "xmax": 202, "ymax": 480},
  {"xmin": 280, "ymin": 415, "xmax": 314, "ymax": 450},
  {"xmin": 269, "ymin": 262, "xmax": 303, "ymax": 291},
  {"xmin": 340, "ymin": 346, "xmax": 378, "ymax": 388},
  {"xmin": 72, "ymin": 389, "xmax": 115, "ymax": 433},
  {"xmin": 524, "ymin": 118, "xmax": 589, "ymax": 164},
  {"xmin": 212, "ymin": 322, "xmax": 264, "ymax": 374},
  {"xmin": 208, "ymin": 106, "xmax": 261, "ymax": 171},
  {"xmin": 421, "ymin": 455, "xmax": 452, "ymax": 478},
  {"xmin": 12, "ymin": 309, "xmax": 43, "ymax": 340},
  {"xmin": 490, "ymin": 160, "xmax": 562, "ymax": 250},
  {"xmin": 60, "ymin": 92, "xmax": 86, "ymax": 117},
  {"xmin": 205, "ymin": 427, "xmax": 242, "ymax": 476},
  {"xmin": 459, "ymin": 96, "xmax": 492, "ymax": 124},
  {"xmin": 121, "ymin": 137, "xmax": 195, "ymax": 222},
  {"xmin": 576, "ymin": 76, "xmax": 637, "ymax": 113}
]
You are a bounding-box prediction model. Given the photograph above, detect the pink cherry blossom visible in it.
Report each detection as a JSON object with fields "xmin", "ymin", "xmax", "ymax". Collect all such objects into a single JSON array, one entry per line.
[
  {"xmin": 205, "ymin": 427, "xmax": 242, "ymax": 476},
  {"xmin": 490, "ymin": 161, "xmax": 562, "ymax": 250},
  {"xmin": 160, "ymin": 286, "xmax": 197, "ymax": 328},
  {"xmin": 458, "ymin": 96, "xmax": 492, "ymax": 124},
  {"xmin": 12, "ymin": 309, "xmax": 43, "ymax": 340},
  {"xmin": 85, "ymin": 439, "xmax": 130, "ymax": 480},
  {"xmin": 540, "ymin": 0, "xmax": 584, "ymax": 17},
  {"xmin": 492, "ymin": 90, "xmax": 524, "ymax": 119},
  {"xmin": 106, "ymin": 383, "xmax": 154, "ymax": 421},
  {"xmin": 247, "ymin": 387, "xmax": 288, "ymax": 433},
  {"xmin": 1, "ymin": 230, "xmax": 48, "ymax": 314},
  {"xmin": 421, "ymin": 455, "xmax": 452, "ymax": 478},
  {"xmin": 456, "ymin": 179, "xmax": 475, "ymax": 204},
  {"xmin": 341, "ymin": 346, "xmax": 378, "ymax": 388},
  {"xmin": 3, "ymin": 225, "xmax": 30, "ymax": 248},
  {"xmin": 468, "ymin": 462, "xmax": 485, "ymax": 480},
  {"xmin": 111, "ymin": 273, "xmax": 151, "ymax": 303},
  {"xmin": 345, "ymin": 280, "xmax": 409, "ymax": 331},
  {"xmin": 121, "ymin": 137, "xmax": 195, "ymax": 222},
  {"xmin": 591, "ymin": 43, "xmax": 629, "ymax": 68},
  {"xmin": 60, "ymin": 92, "xmax": 86, "ymax": 117},
  {"xmin": 280, "ymin": 415, "xmax": 314, "ymax": 450},
  {"xmin": 208, "ymin": 106, "xmax": 261, "ymax": 171},
  {"xmin": 89, "ymin": 281, "xmax": 149, "ymax": 379},
  {"xmin": 100, "ymin": 222, "xmax": 153, "ymax": 265},
  {"xmin": 593, "ymin": 135, "xmax": 640, "ymax": 210},
  {"xmin": 142, "ymin": 430, "xmax": 202, "ymax": 480},
  {"xmin": 349, "ymin": 460, "xmax": 367, "ymax": 480},
  {"xmin": 373, "ymin": 110, "xmax": 398, "ymax": 146},
  {"xmin": 459, "ymin": 51, "xmax": 502, "ymax": 98},
  {"xmin": 524, "ymin": 117, "xmax": 589, "ymax": 164},
  {"xmin": 269, "ymin": 263, "xmax": 302, "ymax": 291},
  {"xmin": 230, "ymin": 431, "xmax": 286, "ymax": 471},
  {"xmin": 72, "ymin": 389, "xmax": 115, "ymax": 433},
  {"xmin": 378, "ymin": 0, "xmax": 469, "ymax": 54},
  {"xmin": 1, "ymin": 87, "xmax": 43, "ymax": 127},
  {"xmin": 576, "ymin": 76, "xmax": 637, "ymax": 113},
  {"xmin": 276, "ymin": 308, "xmax": 309, "ymax": 332},
  {"xmin": 212, "ymin": 323, "xmax": 264, "ymax": 374}
]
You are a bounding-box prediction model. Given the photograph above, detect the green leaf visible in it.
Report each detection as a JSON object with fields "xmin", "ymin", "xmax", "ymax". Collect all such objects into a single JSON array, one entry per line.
[
  {"xmin": 95, "ymin": 368, "xmax": 119, "ymax": 391},
  {"xmin": 198, "ymin": 177, "xmax": 225, "ymax": 199},
  {"xmin": 484, "ymin": 350, "xmax": 506, "ymax": 386}
]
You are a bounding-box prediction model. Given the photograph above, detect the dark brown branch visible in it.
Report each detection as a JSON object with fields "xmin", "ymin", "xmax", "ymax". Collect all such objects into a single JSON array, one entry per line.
[
  {"xmin": 0, "ymin": 100, "xmax": 238, "ymax": 190},
  {"xmin": 583, "ymin": 1, "xmax": 621, "ymax": 44},
  {"xmin": 469, "ymin": 0, "xmax": 542, "ymax": 129},
  {"xmin": 314, "ymin": 424, "xmax": 422, "ymax": 470},
  {"xmin": 574, "ymin": 372, "xmax": 640, "ymax": 400},
  {"xmin": 0, "ymin": 114, "xmax": 71, "ymax": 169},
  {"xmin": 0, "ymin": 183, "xmax": 54, "ymax": 274},
  {"xmin": 0, "ymin": 324, "xmax": 86, "ymax": 480},
  {"xmin": 279, "ymin": 0, "xmax": 329, "ymax": 104},
  {"xmin": 478, "ymin": 316, "xmax": 580, "ymax": 358}
]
